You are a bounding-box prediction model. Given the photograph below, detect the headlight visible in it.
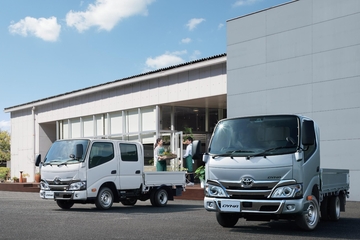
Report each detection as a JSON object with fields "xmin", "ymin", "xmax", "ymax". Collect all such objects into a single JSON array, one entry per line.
[
  {"xmin": 68, "ymin": 181, "xmax": 86, "ymax": 191},
  {"xmin": 271, "ymin": 184, "xmax": 302, "ymax": 198},
  {"xmin": 40, "ymin": 181, "xmax": 50, "ymax": 190},
  {"xmin": 205, "ymin": 184, "xmax": 228, "ymax": 197}
]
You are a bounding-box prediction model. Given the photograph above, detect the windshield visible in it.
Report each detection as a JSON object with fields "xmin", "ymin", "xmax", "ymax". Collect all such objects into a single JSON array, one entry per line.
[
  {"xmin": 209, "ymin": 115, "xmax": 299, "ymax": 157},
  {"xmin": 44, "ymin": 139, "xmax": 89, "ymax": 165}
]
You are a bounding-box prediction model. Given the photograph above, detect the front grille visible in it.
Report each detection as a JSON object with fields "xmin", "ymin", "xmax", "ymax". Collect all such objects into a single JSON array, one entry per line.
[{"xmin": 221, "ymin": 180, "xmax": 278, "ymax": 200}]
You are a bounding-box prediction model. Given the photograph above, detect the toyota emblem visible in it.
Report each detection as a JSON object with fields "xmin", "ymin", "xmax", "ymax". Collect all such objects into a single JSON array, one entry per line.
[
  {"xmin": 54, "ymin": 177, "xmax": 61, "ymax": 185},
  {"xmin": 241, "ymin": 177, "xmax": 254, "ymax": 188}
]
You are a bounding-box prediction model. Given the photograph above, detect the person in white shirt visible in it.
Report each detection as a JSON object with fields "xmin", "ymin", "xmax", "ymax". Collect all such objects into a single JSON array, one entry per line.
[{"xmin": 183, "ymin": 137, "xmax": 194, "ymax": 185}]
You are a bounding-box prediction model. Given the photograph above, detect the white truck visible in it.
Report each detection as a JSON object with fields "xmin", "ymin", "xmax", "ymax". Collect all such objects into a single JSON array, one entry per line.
[
  {"xmin": 203, "ymin": 114, "xmax": 350, "ymax": 231},
  {"xmin": 35, "ymin": 138, "xmax": 186, "ymax": 210}
]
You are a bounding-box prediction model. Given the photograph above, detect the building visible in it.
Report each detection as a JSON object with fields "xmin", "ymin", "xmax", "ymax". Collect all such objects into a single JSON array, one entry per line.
[
  {"xmin": 4, "ymin": 54, "xmax": 227, "ymax": 181},
  {"xmin": 5, "ymin": 0, "xmax": 360, "ymax": 200},
  {"xmin": 227, "ymin": 0, "xmax": 360, "ymax": 201}
]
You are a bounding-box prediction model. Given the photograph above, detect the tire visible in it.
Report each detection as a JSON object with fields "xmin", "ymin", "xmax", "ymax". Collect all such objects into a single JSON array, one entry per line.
[
  {"xmin": 150, "ymin": 188, "xmax": 168, "ymax": 207},
  {"xmin": 216, "ymin": 212, "xmax": 239, "ymax": 228},
  {"xmin": 328, "ymin": 195, "xmax": 340, "ymax": 221},
  {"xmin": 296, "ymin": 195, "xmax": 320, "ymax": 231},
  {"xmin": 95, "ymin": 187, "xmax": 114, "ymax": 210},
  {"xmin": 121, "ymin": 198, "xmax": 137, "ymax": 206},
  {"xmin": 56, "ymin": 200, "xmax": 74, "ymax": 209},
  {"xmin": 320, "ymin": 197, "xmax": 330, "ymax": 221}
]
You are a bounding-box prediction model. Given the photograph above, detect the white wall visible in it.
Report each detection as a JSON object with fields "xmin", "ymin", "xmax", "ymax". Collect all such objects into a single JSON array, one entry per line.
[
  {"xmin": 227, "ymin": 0, "xmax": 360, "ymax": 200},
  {"xmin": 8, "ymin": 58, "xmax": 227, "ymax": 182}
]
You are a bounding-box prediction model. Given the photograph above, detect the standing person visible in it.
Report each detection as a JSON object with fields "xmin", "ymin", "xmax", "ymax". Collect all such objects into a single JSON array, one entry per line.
[
  {"xmin": 183, "ymin": 136, "xmax": 194, "ymax": 185},
  {"xmin": 154, "ymin": 138, "xmax": 167, "ymax": 171}
]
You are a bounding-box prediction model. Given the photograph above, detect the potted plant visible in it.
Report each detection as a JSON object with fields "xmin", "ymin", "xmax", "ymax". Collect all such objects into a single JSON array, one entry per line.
[
  {"xmin": 195, "ymin": 165, "xmax": 205, "ymax": 188},
  {"xmin": 35, "ymin": 172, "xmax": 41, "ymax": 183},
  {"xmin": 22, "ymin": 173, "xmax": 30, "ymax": 183},
  {"xmin": 12, "ymin": 176, "xmax": 19, "ymax": 183}
]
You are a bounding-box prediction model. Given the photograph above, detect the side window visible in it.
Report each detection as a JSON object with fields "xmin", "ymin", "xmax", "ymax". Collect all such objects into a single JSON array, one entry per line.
[
  {"xmin": 304, "ymin": 141, "xmax": 316, "ymax": 163},
  {"xmin": 120, "ymin": 143, "xmax": 138, "ymax": 162},
  {"xmin": 89, "ymin": 142, "xmax": 114, "ymax": 168}
]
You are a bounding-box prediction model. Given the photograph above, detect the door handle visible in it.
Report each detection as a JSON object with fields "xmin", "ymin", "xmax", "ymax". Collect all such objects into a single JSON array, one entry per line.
[
  {"xmin": 111, "ymin": 170, "xmax": 117, "ymax": 174},
  {"xmin": 135, "ymin": 170, "xmax": 140, "ymax": 174}
]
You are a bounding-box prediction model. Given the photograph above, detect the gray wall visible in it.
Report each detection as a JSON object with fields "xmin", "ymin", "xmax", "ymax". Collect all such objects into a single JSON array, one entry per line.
[{"xmin": 227, "ymin": 0, "xmax": 360, "ymax": 201}]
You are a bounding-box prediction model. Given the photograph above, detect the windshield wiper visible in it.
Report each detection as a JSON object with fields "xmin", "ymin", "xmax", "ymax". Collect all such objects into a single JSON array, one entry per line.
[
  {"xmin": 212, "ymin": 150, "xmax": 254, "ymax": 158},
  {"xmin": 57, "ymin": 158, "xmax": 80, "ymax": 166},
  {"xmin": 249, "ymin": 146, "xmax": 296, "ymax": 158}
]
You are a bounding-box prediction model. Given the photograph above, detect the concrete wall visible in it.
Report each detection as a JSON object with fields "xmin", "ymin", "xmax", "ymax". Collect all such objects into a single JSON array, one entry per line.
[
  {"xmin": 227, "ymin": 0, "xmax": 360, "ymax": 200},
  {"xmin": 8, "ymin": 59, "xmax": 226, "ymax": 182}
]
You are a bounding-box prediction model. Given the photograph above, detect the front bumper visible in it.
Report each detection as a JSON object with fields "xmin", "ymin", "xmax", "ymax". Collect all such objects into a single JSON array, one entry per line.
[
  {"xmin": 40, "ymin": 189, "xmax": 87, "ymax": 200},
  {"xmin": 204, "ymin": 196, "xmax": 304, "ymax": 215}
]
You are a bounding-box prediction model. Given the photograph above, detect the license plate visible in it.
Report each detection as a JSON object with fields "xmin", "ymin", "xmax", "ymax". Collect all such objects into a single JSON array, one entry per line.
[
  {"xmin": 220, "ymin": 200, "xmax": 241, "ymax": 212},
  {"xmin": 44, "ymin": 191, "xmax": 54, "ymax": 199}
]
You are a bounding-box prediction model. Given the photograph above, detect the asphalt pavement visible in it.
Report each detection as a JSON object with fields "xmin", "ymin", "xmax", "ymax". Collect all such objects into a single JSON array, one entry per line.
[{"xmin": 0, "ymin": 191, "xmax": 359, "ymax": 240}]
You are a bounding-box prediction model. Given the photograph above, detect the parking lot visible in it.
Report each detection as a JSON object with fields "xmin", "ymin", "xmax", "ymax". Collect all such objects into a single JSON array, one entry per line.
[{"xmin": 0, "ymin": 191, "xmax": 359, "ymax": 240}]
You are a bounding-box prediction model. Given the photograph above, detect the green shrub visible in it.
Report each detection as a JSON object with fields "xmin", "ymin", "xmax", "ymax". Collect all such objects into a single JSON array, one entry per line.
[{"xmin": 0, "ymin": 167, "xmax": 10, "ymax": 181}]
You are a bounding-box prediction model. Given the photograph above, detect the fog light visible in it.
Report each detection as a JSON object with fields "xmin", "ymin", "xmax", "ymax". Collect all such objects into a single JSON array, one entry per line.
[
  {"xmin": 286, "ymin": 204, "xmax": 295, "ymax": 211},
  {"xmin": 208, "ymin": 202, "xmax": 214, "ymax": 208}
]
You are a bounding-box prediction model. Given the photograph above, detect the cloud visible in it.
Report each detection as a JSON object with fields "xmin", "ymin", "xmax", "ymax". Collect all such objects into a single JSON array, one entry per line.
[
  {"xmin": 181, "ymin": 38, "xmax": 191, "ymax": 44},
  {"xmin": 218, "ymin": 23, "xmax": 224, "ymax": 30},
  {"xmin": 189, "ymin": 50, "xmax": 201, "ymax": 61},
  {"xmin": 186, "ymin": 18, "xmax": 205, "ymax": 31},
  {"xmin": 0, "ymin": 120, "xmax": 11, "ymax": 132},
  {"xmin": 145, "ymin": 51, "xmax": 187, "ymax": 71},
  {"xmin": 66, "ymin": 0, "xmax": 155, "ymax": 32},
  {"xmin": 8, "ymin": 16, "xmax": 61, "ymax": 42},
  {"xmin": 232, "ymin": 0, "xmax": 262, "ymax": 7}
]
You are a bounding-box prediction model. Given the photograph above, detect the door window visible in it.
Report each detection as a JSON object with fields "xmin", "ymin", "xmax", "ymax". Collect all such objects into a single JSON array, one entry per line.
[
  {"xmin": 120, "ymin": 143, "xmax": 138, "ymax": 162},
  {"xmin": 89, "ymin": 142, "xmax": 114, "ymax": 168}
]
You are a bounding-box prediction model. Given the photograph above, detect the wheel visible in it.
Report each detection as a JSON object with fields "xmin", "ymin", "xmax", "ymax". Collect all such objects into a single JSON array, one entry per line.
[
  {"xmin": 296, "ymin": 195, "xmax": 320, "ymax": 231},
  {"xmin": 56, "ymin": 200, "xmax": 74, "ymax": 209},
  {"xmin": 121, "ymin": 198, "xmax": 137, "ymax": 206},
  {"xmin": 320, "ymin": 197, "xmax": 330, "ymax": 221},
  {"xmin": 328, "ymin": 195, "xmax": 340, "ymax": 221},
  {"xmin": 95, "ymin": 187, "xmax": 114, "ymax": 210},
  {"xmin": 216, "ymin": 212, "xmax": 239, "ymax": 227},
  {"xmin": 150, "ymin": 188, "xmax": 168, "ymax": 207}
]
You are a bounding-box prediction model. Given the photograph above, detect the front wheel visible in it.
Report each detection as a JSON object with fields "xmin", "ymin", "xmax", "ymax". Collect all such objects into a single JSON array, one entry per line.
[
  {"xmin": 56, "ymin": 200, "xmax": 74, "ymax": 209},
  {"xmin": 296, "ymin": 195, "xmax": 320, "ymax": 231},
  {"xmin": 95, "ymin": 187, "xmax": 114, "ymax": 210},
  {"xmin": 150, "ymin": 188, "xmax": 168, "ymax": 207},
  {"xmin": 216, "ymin": 212, "xmax": 239, "ymax": 227}
]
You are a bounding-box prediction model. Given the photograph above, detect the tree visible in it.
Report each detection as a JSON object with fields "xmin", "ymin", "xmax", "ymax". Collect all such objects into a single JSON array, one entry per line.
[{"xmin": 0, "ymin": 129, "xmax": 11, "ymax": 162}]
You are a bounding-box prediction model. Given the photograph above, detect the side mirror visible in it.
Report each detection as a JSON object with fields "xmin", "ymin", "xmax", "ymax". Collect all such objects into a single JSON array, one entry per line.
[
  {"xmin": 302, "ymin": 120, "xmax": 315, "ymax": 146},
  {"xmin": 35, "ymin": 154, "xmax": 41, "ymax": 167},
  {"xmin": 76, "ymin": 144, "xmax": 84, "ymax": 160},
  {"xmin": 203, "ymin": 152, "xmax": 210, "ymax": 163}
]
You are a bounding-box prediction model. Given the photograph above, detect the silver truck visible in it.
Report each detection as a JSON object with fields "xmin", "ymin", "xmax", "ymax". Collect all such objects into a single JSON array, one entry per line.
[
  {"xmin": 203, "ymin": 114, "xmax": 350, "ymax": 231},
  {"xmin": 35, "ymin": 139, "xmax": 186, "ymax": 210}
]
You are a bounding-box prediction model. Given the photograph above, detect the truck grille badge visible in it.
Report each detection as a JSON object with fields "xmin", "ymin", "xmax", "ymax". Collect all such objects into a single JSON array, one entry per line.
[
  {"xmin": 241, "ymin": 177, "xmax": 254, "ymax": 188},
  {"xmin": 54, "ymin": 177, "xmax": 61, "ymax": 185}
]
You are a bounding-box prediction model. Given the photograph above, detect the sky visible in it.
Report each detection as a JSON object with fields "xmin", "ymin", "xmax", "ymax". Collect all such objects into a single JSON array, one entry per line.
[{"xmin": 0, "ymin": 0, "xmax": 291, "ymax": 133}]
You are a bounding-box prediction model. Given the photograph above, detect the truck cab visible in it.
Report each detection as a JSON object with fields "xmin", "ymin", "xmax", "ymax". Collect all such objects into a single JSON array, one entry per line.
[
  {"xmin": 203, "ymin": 114, "xmax": 349, "ymax": 230},
  {"xmin": 36, "ymin": 139, "xmax": 185, "ymax": 210}
]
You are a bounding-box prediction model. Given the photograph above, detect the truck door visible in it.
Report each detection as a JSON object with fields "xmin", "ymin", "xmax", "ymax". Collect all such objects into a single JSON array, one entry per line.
[
  {"xmin": 87, "ymin": 141, "xmax": 118, "ymax": 194},
  {"xmin": 118, "ymin": 143, "xmax": 143, "ymax": 190}
]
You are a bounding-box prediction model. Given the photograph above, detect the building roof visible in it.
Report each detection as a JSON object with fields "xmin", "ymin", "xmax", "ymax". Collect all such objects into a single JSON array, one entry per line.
[{"xmin": 5, "ymin": 53, "xmax": 226, "ymax": 112}]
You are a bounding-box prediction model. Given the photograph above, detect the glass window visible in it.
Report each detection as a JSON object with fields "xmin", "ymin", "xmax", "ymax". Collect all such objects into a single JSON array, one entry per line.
[
  {"xmin": 120, "ymin": 143, "xmax": 138, "ymax": 162},
  {"xmin": 89, "ymin": 142, "xmax": 114, "ymax": 168}
]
